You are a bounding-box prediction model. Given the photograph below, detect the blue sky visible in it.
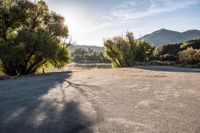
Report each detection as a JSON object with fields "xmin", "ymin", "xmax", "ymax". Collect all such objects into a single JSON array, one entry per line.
[{"xmin": 45, "ymin": 0, "xmax": 200, "ymax": 46}]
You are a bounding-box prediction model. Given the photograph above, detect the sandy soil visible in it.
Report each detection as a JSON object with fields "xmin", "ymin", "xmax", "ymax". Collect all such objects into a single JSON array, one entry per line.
[{"xmin": 0, "ymin": 66, "xmax": 200, "ymax": 133}]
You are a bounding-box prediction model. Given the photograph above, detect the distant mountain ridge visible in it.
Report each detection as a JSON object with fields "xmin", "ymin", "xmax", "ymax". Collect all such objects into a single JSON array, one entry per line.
[
  {"xmin": 69, "ymin": 29, "xmax": 200, "ymax": 52},
  {"xmin": 141, "ymin": 29, "xmax": 200, "ymax": 46},
  {"xmin": 68, "ymin": 44, "xmax": 103, "ymax": 53}
]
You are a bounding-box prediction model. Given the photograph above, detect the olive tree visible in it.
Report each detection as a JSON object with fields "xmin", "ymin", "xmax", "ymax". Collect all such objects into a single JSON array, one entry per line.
[{"xmin": 0, "ymin": 0, "xmax": 70, "ymax": 76}]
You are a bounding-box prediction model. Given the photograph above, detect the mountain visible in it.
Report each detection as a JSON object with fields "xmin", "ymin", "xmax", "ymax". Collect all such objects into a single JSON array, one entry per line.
[
  {"xmin": 68, "ymin": 44, "xmax": 103, "ymax": 53},
  {"xmin": 141, "ymin": 29, "xmax": 200, "ymax": 46}
]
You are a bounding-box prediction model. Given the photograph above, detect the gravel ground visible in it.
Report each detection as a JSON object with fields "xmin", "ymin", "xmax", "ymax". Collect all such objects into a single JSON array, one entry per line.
[{"xmin": 0, "ymin": 66, "xmax": 200, "ymax": 133}]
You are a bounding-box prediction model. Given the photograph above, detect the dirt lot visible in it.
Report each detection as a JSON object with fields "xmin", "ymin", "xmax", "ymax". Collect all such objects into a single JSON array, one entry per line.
[{"xmin": 0, "ymin": 66, "xmax": 200, "ymax": 133}]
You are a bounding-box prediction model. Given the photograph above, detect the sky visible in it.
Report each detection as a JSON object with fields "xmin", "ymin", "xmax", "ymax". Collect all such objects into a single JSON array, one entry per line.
[{"xmin": 44, "ymin": 0, "xmax": 200, "ymax": 46}]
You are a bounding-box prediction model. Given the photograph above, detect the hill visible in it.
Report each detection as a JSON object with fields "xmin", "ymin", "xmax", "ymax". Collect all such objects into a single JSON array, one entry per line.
[
  {"xmin": 68, "ymin": 44, "xmax": 103, "ymax": 53},
  {"xmin": 141, "ymin": 29, "xmax": 200, "ymax": 46}
]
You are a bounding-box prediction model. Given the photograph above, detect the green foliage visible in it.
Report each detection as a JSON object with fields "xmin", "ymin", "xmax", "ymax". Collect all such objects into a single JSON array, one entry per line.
[
  {"xmin": 104, "ymin": 32, "xmax": 154, "ymax": 68},
  {"xmin": 178, "ymin": 40, "xmax": 200, "ymax": 66},
  {"xmin": 72, "ymin": 48, "xmax": 109, "ymax": 63},
  {"xmin": 0, "ymin": 0, "xmax": 70, "ymax": 76},
  {"xmin": 153, "ymin": 43, "xmax": 181, "ymax": 61},
  {"xmin": 153, "ymin": 39, "xmax": 200, "ymax": 63},
  {"xmin": 178, "ymin": 48, "xmax": 200, "ymax": 65},
  {"xmin": 180, "ymin": 39, "xmax": 200, "ymax": 50}
]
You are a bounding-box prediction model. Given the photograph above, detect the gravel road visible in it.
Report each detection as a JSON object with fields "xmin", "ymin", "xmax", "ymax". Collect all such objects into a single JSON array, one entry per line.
[{"xmin": 0, "ymin": 66, "xmax": 200, "ymax": 133}]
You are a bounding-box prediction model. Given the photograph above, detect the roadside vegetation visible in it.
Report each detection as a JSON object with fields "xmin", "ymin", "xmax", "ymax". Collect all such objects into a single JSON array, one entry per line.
[
  {"xmin": 153, "ymin": 39, "xmax": 200, "ymax": 67},
  {"xmin": 0, "ymin": 0, "xmax": 70, "ymax": 76},
  {"xmin": 104, "ymin": 32, "xmax": 200, "ymax": 68}
]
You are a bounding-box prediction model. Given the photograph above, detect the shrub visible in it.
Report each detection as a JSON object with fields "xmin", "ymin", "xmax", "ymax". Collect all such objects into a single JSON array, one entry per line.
[
  {"xmin": 178, "ymin": 48, "xmax": 200, "ymax": 65},
  {"xmin": 104, "ymin": 32, "xmax": 154, "ymax": 68}
]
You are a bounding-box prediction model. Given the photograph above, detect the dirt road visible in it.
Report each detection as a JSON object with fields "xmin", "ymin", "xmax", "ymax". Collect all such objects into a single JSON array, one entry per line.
[{"xmin": 0, "ymin": 66, "xmax": 200, "ymax": 133}]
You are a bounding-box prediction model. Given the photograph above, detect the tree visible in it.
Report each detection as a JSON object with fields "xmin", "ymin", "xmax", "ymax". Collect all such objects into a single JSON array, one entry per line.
[
  {"xmin": 0, "ymin": 0, "xmax": 70, "ymax": 76},
  {"xmin": 103, "ymin": 32, "xmax": 153, "ymax": 68},
  {"xmin": 153, "ymin": 39, "xmax": 200, "ymax": 62},
  {"xmin": 153, "ymin": 43, "xmax": 181, "ymax": 61},
  {"xmin": 180, "ymin": 39, "xmax": 200, "ymax": 50}
]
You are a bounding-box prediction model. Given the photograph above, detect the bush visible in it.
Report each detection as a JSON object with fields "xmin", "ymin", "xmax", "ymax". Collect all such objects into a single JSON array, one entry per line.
[
  {"xmin": 104, "ymin": 32, "xmax": 154, "ymax": 68},
  {"xmin": 178, "ymin": 48, "xmax": 200, "ymax": 65}
]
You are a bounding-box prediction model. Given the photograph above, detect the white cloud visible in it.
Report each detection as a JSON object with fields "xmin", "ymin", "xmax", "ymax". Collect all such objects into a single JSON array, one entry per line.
[
  {"xmin": 111, "ymin": 0, "xmax": 198, "ymax": 19},
  {"xmin": 82, "ymin": 0, "xmax": 199, "ymax": 31}
]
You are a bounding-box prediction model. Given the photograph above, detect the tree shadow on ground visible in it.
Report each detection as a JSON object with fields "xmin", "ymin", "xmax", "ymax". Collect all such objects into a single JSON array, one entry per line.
[
  {"xmin": 0, "ymin": 71, "xmax": 93, "ymax": 133},
  {"xmin": 135, "ymin": 66, "xmax": 200, "ymax": 73},
  {"xmin": 64, "ymin": 80, "xmax": 104, "ymax": 123}
]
